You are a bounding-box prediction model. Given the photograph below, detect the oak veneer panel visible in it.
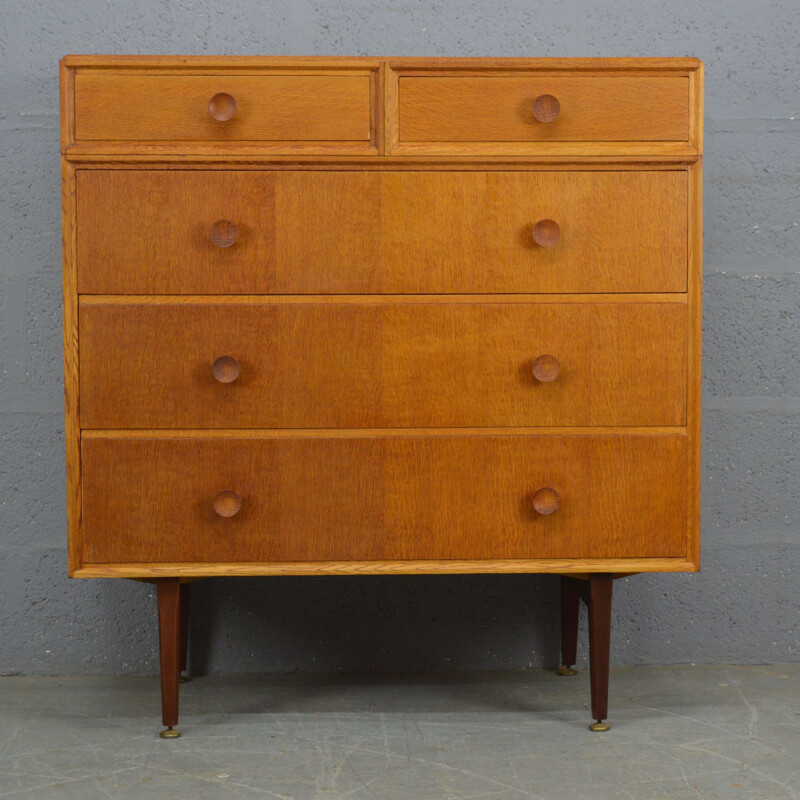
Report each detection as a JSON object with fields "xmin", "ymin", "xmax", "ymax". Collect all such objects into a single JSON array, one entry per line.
[
  {"xmin": 76, "ymin": 170, "xmax": 274, "ymax": 295},
  {"xmin": 397, "ymin": 76, "xmax": 689, "ymax": 144},
  {"xmin": 61, "ymin": 160, "xmax": 81, "ymax": 577},
  {"xmin": 73, "ymin": 559, "xmax": 699, "ymax": 578},
  {"xmin": 274, "ymin": 171, "xmax": 382, "ymax": 293},
  {"xmin": 81, "ymin": 434, "xmax": 688, "ymax": 563},
  {"xmin": 376, "ymin": 171, "xmax": 686, "ymax": 293},
  {"xmin": 79, "ymin": 301, "xmax": 687, "ymax": 429},
  {"xmin": 687, "ymin": 159, "xmax": 703, "ymax": 569},
  {"xmin": 74, "ymin": 73, "xmax": 372, "ymax": 143},
  {"xmin": 77, "ymin": 170, "xmax": 687, "ymax": 294}
]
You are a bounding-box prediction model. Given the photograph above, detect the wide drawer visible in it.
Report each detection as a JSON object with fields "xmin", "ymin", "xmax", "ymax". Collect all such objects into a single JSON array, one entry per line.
[
  {"xmin": 395, "ymin": 75, "xmax": 689, "ymax": 148},
  {"xmin": 73, "ymin": 72, "xmax": 373, "ymax": 144},
  {"xmin": 81, "ymin": 434, "xmax": 688, "ymax": 563},
  {"xmin": 76, "ymin": 169, "xmax": 687, "ymax": 294},
  {"xmin": 79, "ymin": 300, "xmax": 687, "ymax": 429}
]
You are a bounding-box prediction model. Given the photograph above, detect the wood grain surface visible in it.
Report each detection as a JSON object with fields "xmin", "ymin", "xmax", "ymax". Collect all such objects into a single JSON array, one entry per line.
[
  {"xmin": 71, "ymin": 558, "xmax": 698, "ymax": 578},
  {"xmin": 61, "ymin": 160, "xmax": 81, "ymax": 577},
  {"xmin": 62, "ymin": 56, "xmax": 703, "ymax": 578},
  {"xmin": 74, "ymin": 73, "xmax": 372, "ymax": 143},
  {"xmin": 396, "ymin": 76, "xmax": 689, "ymax": 143},
  {"xmin": 81, "ymin": 433, "xmax": 688, "ymax": 564},
  {"xmin": 76, "ymin": 169, "xmax": 687, "ymax": 294},
  {"xmin": 76, "ymin": 170, "xmax": 274, "ymax": 294},
  {"xmin": 78, "ymin": 300, "xmax": 687, "ymax": 429},
  {"xmin": 687, "ymin": 158, "xmax": 703, "ymax": 568}
]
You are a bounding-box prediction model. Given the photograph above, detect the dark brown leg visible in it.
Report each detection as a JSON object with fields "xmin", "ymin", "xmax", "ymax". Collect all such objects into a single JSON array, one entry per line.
[
  {"xmin": 179, "ymin": 582, "xmax": 190, "ymax": 682},
  {"xmin": 157, "ymin": 578, "xmax": 182, "ymax": 738},
  {"xmin": 558, "ymin": 576, "xmax": 580, "ymax": 676},
  {"xmin": 587, "ymin": 574, "xmax": 613, "ymax": 732}
]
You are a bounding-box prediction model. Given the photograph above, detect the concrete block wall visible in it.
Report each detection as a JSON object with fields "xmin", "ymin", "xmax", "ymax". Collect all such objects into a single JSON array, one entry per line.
[{"xmin": 1, "ymin": 0, "xmax": 798, "ymax": 675}]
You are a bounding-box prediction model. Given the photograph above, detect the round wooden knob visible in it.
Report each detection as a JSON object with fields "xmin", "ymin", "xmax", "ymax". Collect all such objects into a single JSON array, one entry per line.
[
  {"xmin": 210, "ymin": 220, "xmax": 238, "ymax": 248},
  {"xmin": 209, "ymin": 92, "xmax": 237, "ymax": 121},
  {"xmin": 213, "ymin": 490, "xmax": 242, "ymax": 518},
  {"xmin": 532, "ymin": 219, "xmax": 560, "ymax": 247},
  {"xmin": 531, "ymin": 487, "xmax": 560, "ymax": 516},
  {"xmin": 531, "ymin": 354, "xmax": 560, "ymax": 383},
  {"xmin": 532, "ymin": 94, "xmax": 560, "ymax": 123},
  {"xmin": 212, "ymin": 355, "xmax": 240, "ymax": 384}
]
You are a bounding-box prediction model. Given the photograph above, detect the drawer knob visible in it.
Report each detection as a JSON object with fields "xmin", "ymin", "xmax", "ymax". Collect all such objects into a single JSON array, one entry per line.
[
  {"xmin": 531, "ymin": 487, "xmax": 560, "ymax": 516},
  {"xmin": 209, "ymin": 92, "xmax": 237, "ymax": 121},
  {"xmin": 532, "ymin": 94, "xmax": 560, "ymax": 123},
  {"xmin": 532, "ymin": 219, "xmax": 560, "ymax": 248},
  {"xmin": 212, "ymin": 355, "xmax": 241, "ymax": 384},
  {"xmin": 213, "ymin": 490, "xmax": 242, "ymax": 518},
  {"xmin": 531, "ymin": 354, "xmax": 560, "ymax": 383},
  {"xmin": 210, "ymin": 219, "xmax": 238, "ymax": 248}
]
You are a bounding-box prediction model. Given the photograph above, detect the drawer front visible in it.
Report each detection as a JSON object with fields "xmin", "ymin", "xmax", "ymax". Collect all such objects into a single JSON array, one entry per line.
[
  {"xmin": 77, "ymin": 170, "xmax": 687, "ymax": 294},
  {"xmin": 79, "ymin": 301, "xmax": 687, "ymax": 429},
  {"xmin": 73, "ymin": 73, "xmax": 373, "ymax": 144},
  {"xmin": 395, "ymin": 75, "xmax": 689, "ymax": 147},
  {"xmin": 81, "ymin": 434, "xmax": 688, "ymax": 563}
]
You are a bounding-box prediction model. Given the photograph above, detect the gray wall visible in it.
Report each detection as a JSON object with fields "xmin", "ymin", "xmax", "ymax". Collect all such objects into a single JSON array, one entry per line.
[{"xmin": 1, "ymin": 0, "xmax": 798, "ymax": 676}]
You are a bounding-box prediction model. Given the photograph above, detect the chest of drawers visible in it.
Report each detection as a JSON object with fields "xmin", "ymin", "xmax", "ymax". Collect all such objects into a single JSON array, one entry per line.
[{"xmin": 60, "ymin": 56, "xmax": 703, "ymax": 737}]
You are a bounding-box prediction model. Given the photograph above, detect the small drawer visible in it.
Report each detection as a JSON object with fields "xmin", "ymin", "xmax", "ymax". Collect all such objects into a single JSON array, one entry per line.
[
  {"xmin": 79, "ymin": 300, "xmax": 687, "ymax": 429},
  {"xmin": 72, "ymin": 71, "xmax": 375, "ymax": 149},
  {"xmin": 392, "ymin": 71, "xmax": 692, "ymax": 154},
  {"xmin": 81, "ymin": 433, "xmax": 689, "ymax": 564},
  {"xmin": 76, "ymin": 169, "xmax": 687, "ymax": 294}
]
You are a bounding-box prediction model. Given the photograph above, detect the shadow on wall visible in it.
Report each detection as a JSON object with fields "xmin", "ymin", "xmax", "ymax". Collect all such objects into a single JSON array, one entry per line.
[{"xmin": 182, "ymin": 574, "xmax": 562, "ymax": 676}]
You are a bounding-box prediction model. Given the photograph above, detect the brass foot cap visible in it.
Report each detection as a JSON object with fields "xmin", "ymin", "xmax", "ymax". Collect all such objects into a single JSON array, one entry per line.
[
  {"xmin": 179, "ymin": 674, "xmax": 191, "ymax": 683},
  {"xmin": 589, "ymin": 721, "xmax": 610, "ymax": 732},
  {"xmin": 159, "ymin": 728, "xmax": 181, "ymax": 739},
  {"xmin": 557, "ymin": 665, "xmax": 578, "ymax": 676}
]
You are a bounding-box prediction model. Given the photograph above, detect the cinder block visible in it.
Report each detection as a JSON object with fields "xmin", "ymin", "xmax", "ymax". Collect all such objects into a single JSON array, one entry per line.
[
  {"xmin": 705, "ymin": 124, "xmax": 800, "ymax": 268},
  {"xmin": 0, "ymin": 412, "xmax": 65, "ymax": 550},
  {"xmin": 610, "ymin": 543, "xmax": 800, "ymax": 665},
  {"xmin": 702, "ymin": 408, "xmax": 800, "ymax": 546},
  {"xmin": 704, "ymin": 272, "xmax": 800, "ymax": 398},
  {"xmin": 0, "ymin": 269, "xmax": 63, "ymax": 411},
  {"xmin": 0, "ymin": 547, "xmax": 158, "ymax": 676}
]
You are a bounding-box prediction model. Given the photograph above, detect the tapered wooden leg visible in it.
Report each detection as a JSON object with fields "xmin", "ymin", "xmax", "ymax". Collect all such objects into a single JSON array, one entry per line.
[
  {"xmin": 587, "ymin": 574, "xmax": 613, "ymax": 732},
  {"xmin": 179, "ymin": 582, "xmax": 190, "ymax": 682},
  {"xmin": 558, "ymin": 576, "xmax": 580, "ymax": 676},
  {"xmin": 157, "ymin": 578, "xmax": 182, "ymax": 738}
]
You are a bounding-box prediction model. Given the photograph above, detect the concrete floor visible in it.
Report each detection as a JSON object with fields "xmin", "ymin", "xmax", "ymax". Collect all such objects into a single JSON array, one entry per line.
[{"xmin": 1, "ymin": 665, "xmax": 798, "ymax": 799}]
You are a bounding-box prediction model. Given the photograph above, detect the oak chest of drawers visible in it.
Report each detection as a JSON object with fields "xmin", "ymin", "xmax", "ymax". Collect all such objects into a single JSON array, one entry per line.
[{"xmin": 60, "ymin": 56, "xmax": 703, "ymax": 736}]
